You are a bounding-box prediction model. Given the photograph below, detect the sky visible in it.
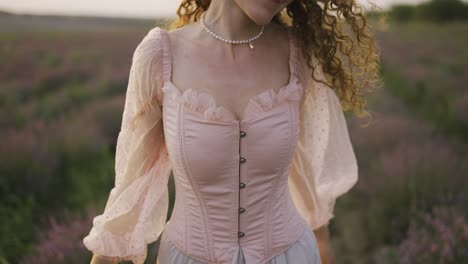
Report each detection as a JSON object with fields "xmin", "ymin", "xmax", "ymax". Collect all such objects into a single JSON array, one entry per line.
[{"xmin": 0, "ymin": 0, "xmax": 428, "ymax": 19}]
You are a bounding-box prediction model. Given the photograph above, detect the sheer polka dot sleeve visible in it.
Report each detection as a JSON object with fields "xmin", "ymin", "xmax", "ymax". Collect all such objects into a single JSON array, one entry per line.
[
  {"xmin": 82, "ymin": 27, "xmax": 172, "ymax": 264},
  {"xmin": 288, "ymin": 52, "xmax": 358, "ymax": 231}
]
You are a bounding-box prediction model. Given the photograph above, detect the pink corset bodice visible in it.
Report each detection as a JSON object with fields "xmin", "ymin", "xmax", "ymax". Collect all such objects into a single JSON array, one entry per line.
[{"xmin": 161, "ymin": 75, "xmax": 306, "ymax": 264}]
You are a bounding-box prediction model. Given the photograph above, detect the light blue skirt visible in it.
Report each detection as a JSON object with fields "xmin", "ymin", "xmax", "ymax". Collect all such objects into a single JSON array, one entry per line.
[{"xmin": 157, "ymin": 224, "xmax": 322, "ymax": 264}]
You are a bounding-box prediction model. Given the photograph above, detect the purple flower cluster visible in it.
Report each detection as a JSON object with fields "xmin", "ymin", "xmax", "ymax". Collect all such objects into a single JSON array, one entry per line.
[
  {"xmin": 398, "ymin": 205, "xmax": 468, "ymax": 263},
  {"xmin": 21, "ymin": 207, "xmax": 97, "ymax": 264}
]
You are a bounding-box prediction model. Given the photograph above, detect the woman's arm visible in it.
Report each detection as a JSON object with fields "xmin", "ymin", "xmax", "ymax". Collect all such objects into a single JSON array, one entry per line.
[
  {"xmin": 90, "ymin": 254, "xmax": 119, "ymax": 264},
  {"xmin": 288, "ymin": 50, "xmax": 357, "ymax": 264},
  {"xmin": 314, "ymin": 225, "xmax": 336, "ymax": 264},
  {"xmin": 82, "ymin": 27, "xmax": 172, "ymax": 264}
]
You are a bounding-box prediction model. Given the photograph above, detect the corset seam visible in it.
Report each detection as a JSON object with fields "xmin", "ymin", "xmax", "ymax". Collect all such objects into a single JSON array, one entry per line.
[
  {"xmin": 176, "ymin": 102, "xmax": 189, "ymax": 253},
  {"xmin": 263, "ymin": 103, "xmax": 303, "ymax": 263},
  {"xmin": 262, "ymin": 105, "xmax": 294, "ymax": 259},
  {"xmin": 178, "ymin": 103, "xmax": 216, "ymax": 262},
  {"xmin": 162, "ymin": 231, "xmax": 220, "ymax": 264},
  {"xmin": 261, "ymin": 221, "xmax": 309, "ymax": 264}
]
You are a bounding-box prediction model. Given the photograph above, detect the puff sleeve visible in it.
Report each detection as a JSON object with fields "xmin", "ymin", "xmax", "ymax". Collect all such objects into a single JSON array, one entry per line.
[
  {"xmin": 83, "ymin": 27, "xmax": 172, "ymax": 264},
  {"xmin": 288, "ymin": 53, "xmax": 358, "ymax": 231}
]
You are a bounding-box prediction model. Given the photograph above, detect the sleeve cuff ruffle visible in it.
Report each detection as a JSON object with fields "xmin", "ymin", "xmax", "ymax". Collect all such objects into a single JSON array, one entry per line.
[{"xmin": 83, "ymin": 147, "xmax": 172, "ymax": 264}]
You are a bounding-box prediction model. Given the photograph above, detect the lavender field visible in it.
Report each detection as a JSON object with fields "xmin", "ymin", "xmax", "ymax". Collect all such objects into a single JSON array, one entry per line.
[{"xmin": 1, "ymin": 10, "xmax": 467, "ymax": 264}]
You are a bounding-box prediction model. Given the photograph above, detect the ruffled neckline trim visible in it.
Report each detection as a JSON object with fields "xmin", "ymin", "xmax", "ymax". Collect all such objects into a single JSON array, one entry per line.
[{"xmin": 162, "ymin": 78, "xmax": 303, "ymax": 123}]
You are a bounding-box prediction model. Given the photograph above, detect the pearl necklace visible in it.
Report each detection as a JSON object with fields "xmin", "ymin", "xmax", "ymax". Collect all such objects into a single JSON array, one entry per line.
[{"xmin": 200, "ymin": 12, "xmax": 264, "ymax": 49}]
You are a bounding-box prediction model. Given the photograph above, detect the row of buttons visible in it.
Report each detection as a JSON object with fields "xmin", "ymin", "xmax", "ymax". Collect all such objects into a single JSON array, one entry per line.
[{"xmin": 238, "ymin": 130, "xmax": 247, "ymax": 239}]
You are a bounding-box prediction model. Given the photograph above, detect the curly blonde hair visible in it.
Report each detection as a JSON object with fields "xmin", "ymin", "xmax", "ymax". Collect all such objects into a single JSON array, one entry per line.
[{"xmin": 161, "ymin": 0, "xmax": 385, "ymax": 124}]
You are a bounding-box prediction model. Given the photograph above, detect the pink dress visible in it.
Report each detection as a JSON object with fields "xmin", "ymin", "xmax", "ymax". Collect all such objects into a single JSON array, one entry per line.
[{"xmin": 83, "ymin": 26, "xmax": 358, "ymax": 264}]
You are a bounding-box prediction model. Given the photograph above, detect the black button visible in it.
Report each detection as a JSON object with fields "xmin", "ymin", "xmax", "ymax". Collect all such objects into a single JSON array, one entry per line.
[
  {"xmin": 239, "ymin": 182, "xmax": 246, "ymax": 189},
  {"xmin": 240, "ymin": 157, "xmax": 246, "ymax": 163},
  {"xmin": 239, "ymin": 207, "xmax": 245, "ymax": 213},
  {"xmin": 240, "ymin": 131, "xmax": 246, "ymax": 138},
  {"xmin": 238, "ymin": 231, "xmax": 245, "ymax": 238}
]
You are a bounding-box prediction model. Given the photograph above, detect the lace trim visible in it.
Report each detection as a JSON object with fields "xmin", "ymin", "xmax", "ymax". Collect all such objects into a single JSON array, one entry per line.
[
  {"xmin": 181, "ymin": 88, "xmax": 238, "ymax": 122},
  {"xmin": 162, "ymin": 81, "xmax": 303, "ymax": 123},
  {"xmin": 243, "ymin": 82, "xmax": 303, "ymax": 120}
]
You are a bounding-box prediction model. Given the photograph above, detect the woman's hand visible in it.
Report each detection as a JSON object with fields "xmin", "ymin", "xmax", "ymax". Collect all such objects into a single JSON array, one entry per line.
[
  {"xmin": 90, "ymin": 254, "xmax": 119, "ymax": 264},
  {"xmin": 313, "ymin": 224, "xmax": 336, "ymax": 264}
]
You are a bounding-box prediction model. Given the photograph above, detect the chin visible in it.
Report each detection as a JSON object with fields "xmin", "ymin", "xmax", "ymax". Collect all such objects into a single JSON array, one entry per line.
[
  {"xmin": 242, "ymin": 6, "xmax": 277, "ymax": 25},
  {"xmin": 249, "ymin": 15, "xmax": 275, "ymax": 26},
  {"xmin": 239, "ymin": 0, "xmax": 293, "ymax": 25}
]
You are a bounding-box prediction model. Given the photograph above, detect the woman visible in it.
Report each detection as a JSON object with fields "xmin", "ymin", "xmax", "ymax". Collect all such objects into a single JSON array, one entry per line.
[{"xmin": 83, "ymin": 0, "xmax": 382, "ymax": 263}]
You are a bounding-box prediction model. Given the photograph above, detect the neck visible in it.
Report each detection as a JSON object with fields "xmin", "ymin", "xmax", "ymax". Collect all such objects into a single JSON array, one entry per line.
[{"xmin": 202, "ymin": 1, "xmax": 263, "ymax": 40}]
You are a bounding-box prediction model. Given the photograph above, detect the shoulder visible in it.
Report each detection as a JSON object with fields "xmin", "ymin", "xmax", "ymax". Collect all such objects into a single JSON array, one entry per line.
[
  {"xmin": 269, "ymin": 24, "xmax": 304, "ymax": 82},
  {"xmin": 267, "ymin": 23, "xmax": 292, "ymax": 48},
  {"xmin": 130, "ymin": 26, "xmax": 171, "ymax": 77},
  {"xmin": 130, "ymin": 27, "xmax": 170, "ymax": 100},
  {"xmin": 163, "ymin": 22, "xmax": 200, "ymax": 52},
  {"xmin": 133, "ymin": 26, "xmax": 164, "ymax": 59}
]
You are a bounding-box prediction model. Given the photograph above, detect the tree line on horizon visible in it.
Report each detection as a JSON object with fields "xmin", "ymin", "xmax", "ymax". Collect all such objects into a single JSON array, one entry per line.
[{"xmin": 367, "ymin": 0, "xmax": 468, "ymax": 23}]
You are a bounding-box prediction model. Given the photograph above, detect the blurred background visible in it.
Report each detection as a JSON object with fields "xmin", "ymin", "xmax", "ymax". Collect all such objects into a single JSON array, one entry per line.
[{"xmin": 0, "ymin": 0, "xmax": 467, "ymax": 263}]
